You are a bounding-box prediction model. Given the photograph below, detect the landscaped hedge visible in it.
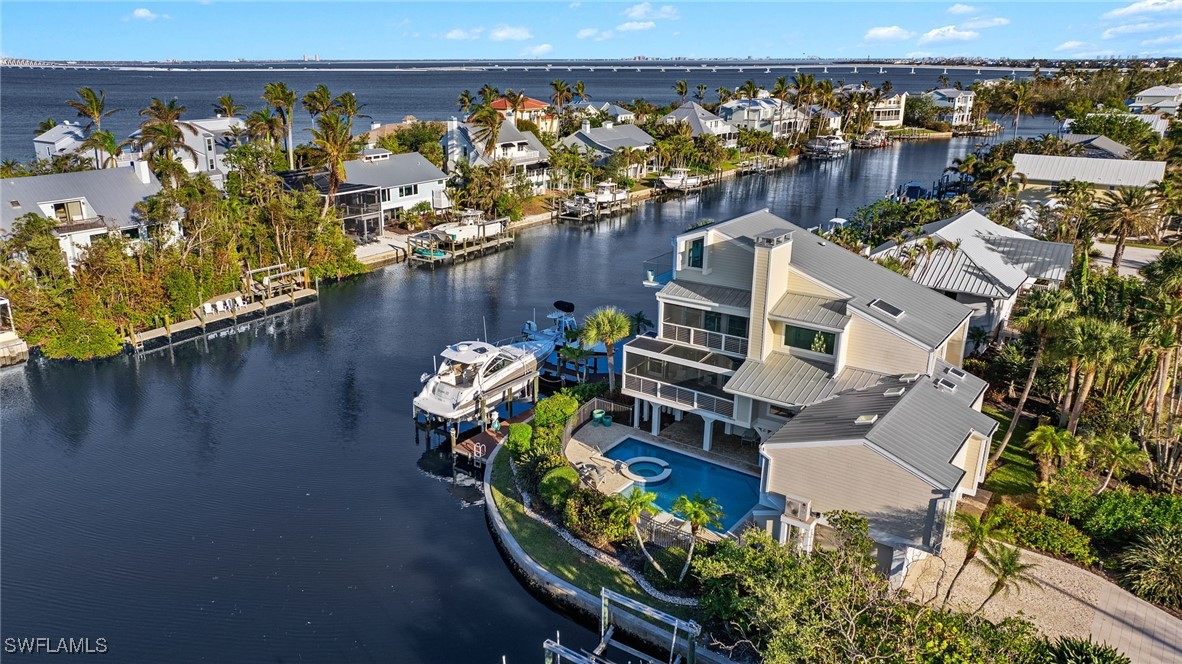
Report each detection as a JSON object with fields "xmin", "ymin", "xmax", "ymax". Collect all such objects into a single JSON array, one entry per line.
[
  {"xmin": 539, "ymin": 466, "xmax": 579, "ymax": 509},
  {"xmin": 1078, "ymin": 490, "xmax": 1182, "ymax": 550},
  {"xmin": 991, "ymin": 502, "xmax": 1096, "ymax": 565},
  {"xmin": 562, "ymin": 487, "xmax": 629, "ymax": 548},
  {"xmin": 532, "ymin": 392, "xmax": 578, "ymax": 427}
]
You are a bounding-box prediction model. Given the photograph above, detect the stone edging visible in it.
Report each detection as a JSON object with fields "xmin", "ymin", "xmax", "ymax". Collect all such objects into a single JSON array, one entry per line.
[{"xmin": 483, "ymin": 446, "xmax": 739, "ymax": 664}]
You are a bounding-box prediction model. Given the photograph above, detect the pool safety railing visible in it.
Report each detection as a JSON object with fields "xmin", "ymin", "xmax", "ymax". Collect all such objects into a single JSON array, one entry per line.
[{"xmin": 561, "ymin": 397, "xmax": 634, "ymax": 456}]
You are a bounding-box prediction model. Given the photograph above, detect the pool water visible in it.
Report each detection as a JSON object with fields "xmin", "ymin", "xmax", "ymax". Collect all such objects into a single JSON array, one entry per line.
[
  {"xmin": 604, "ymin": 438, "xmax": 761, "ymax": 532},
  {"xmin": 629, "ymin": 461, "xmax": 667, "ymax": 478}
]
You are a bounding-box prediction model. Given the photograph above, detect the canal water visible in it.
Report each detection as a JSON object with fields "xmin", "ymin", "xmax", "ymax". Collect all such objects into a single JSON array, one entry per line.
[{"xmin": 0, "ymin": 117, "xmax": 1059, "ymax": 663}]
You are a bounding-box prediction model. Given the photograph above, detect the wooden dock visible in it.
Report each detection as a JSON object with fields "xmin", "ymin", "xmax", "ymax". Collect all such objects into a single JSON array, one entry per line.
[
  {"xmin": 407, "ymin": 226, "xmax": 515, "ymax": 269},
  {"xmin": 555, "ymin": 195, "xmax": 639, "ymax": 223}
]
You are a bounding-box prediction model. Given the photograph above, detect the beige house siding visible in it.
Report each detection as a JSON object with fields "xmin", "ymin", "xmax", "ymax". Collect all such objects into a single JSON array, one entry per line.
[
  {"xmin": 943, "ymin": 319, "xmax": 968, "ymax": 366},
  {"xmin": 787, "ymin": 268, "xmax": 844, "ymax": 298},
  {"xmin": 764, "ymin": 443, "xmax": 941, "ymax": 546},
  {"xmin": 956, "ymin": 434, "xmax": 986, "ymax": 493},
  {"xmin": 748, "ymin": 250, "xmax": 769, "ymax": 360},
  {"xmin": 843, "ymin": 315, "xmax": 931, "ymax": 375},
  {"xmin": 704, "ymin": 239, "xmax": 756, "ymax": 290}
]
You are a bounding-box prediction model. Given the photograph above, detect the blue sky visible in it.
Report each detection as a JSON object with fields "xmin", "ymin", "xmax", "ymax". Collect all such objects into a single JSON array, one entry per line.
[{"xmin": 2, "ymin": 1, "xmax": 1180, "ymax": 60}]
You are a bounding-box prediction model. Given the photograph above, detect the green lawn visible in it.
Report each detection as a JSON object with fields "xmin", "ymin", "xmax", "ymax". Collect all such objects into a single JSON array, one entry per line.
[
  {"xmin": 982, "ymin": 406, "xmax": 1039, "ymax": 498},
  {"xmin": 489, "ymin": 452, "xmax": 689, "ymax": 617}
]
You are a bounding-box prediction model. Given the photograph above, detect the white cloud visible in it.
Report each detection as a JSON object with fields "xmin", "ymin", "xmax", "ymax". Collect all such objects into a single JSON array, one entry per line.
[
  {"xmin": 946, "ymin": 4, "xmax": 977, "ymax": 14},
  {"xmin": 864, "ymin": 26, "xmax": 915, "ymax": 42},
  {"xmin": 616, "ymin": 21, "xmax": 656, "ymax": 32},
  {"xmin": 126, "ymin": 7, "xmax": 169, "ymax": 21},
  {"xmin": 569, "ymin": 2, "xmax": 581, "ymax": 7},
  {"xmin": 1103, "ymin": 21, "xmax": 1174, "ymax": 38},
  {"xmin": 444, "ymin": 27, "xmax": 483, "ymax": 40},
  {"xmin": 917, "ymin": 25, "xmax": 979, "ymax": 44},
  {"xmin": 962, "ymin": 17, "xmax": 1009, "ymax": 29},
  {"xmin": 489, "ymin": 25, "xmax": 532, "ymax": 41},
  {"xmin": 622, "ymin": 2, "xmax": 679, "ymax": 20},
  {"xmin": 907, "ymin": 51, "xmax": 935, "ymax": 58},
  {"xmin": 595, "ymin": 30, "xmax": 615, "ymax": 41},
  {"xmin": 521, "ymin": 43, "xmax": 553, "ymax": 57},
  {"xmin": 576, "ymin": 27, "xmax": 599, "ymax": 39},
  {"xmin": 1055, "ymin": 40, "xmax": 1093, "ymax": 52},
  {"xmin": 1104, "ymin": 0, "xmax": 1182, "ymax": 18},
  {"xmin": 1142, "ymin": 32, "xmax": 1182, "ymax": 45}
]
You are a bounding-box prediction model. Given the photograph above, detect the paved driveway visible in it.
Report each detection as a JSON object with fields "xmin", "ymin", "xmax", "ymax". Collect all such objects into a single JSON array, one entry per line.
[{"xmin": 1093, "ymin": 242, "xmax": 1164, "ymax": 278}]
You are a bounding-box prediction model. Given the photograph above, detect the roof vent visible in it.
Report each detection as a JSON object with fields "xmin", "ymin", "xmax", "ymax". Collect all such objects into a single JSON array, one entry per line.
[
  {"xmin": 869, "ymin": 299, "xmax": 904, "ymax": 319},
  {"xmin": 8, "ymin": 200, "xmax": 19, "ymax": 208},
  {"xmin": 946, "ymin": 367, "xmax": 967, "ymax": 380},
  {"xmin": 899, "ymin": 373, "xmax": 921, "ymax": 383},
  {"xmin": 884, "ymin": 387, "xmax": 906, "ymax": 397},
  {"xmin": 855, "ymin": 414, "xmax": 879, "ymax": 425},
  {"xmin": 936, "ymin": 378, "xmax": 958, "ymax": 392}
]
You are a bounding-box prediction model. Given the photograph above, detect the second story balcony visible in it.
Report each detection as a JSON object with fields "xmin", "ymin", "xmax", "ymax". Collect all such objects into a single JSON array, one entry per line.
[{"xmin": 660, "ymin": 322, "xmax": 748, "ymax": 356}]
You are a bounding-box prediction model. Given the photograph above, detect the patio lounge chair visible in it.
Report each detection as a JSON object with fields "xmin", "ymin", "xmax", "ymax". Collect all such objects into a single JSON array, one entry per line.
[
  {"xmin": 202, "ymin": 303, "xmax": 215, "ymax": 316},
  {"xmin": 235, "ymin": 296, "xmax": 247, "ymax": 309},
  {"xmin": 215, "ymin": 300, "xmax": 227, "ymax": 313}
]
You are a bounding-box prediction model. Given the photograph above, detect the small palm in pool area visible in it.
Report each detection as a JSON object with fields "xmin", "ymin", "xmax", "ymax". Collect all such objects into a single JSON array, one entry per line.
[
  {"xmin": 610, "ymin": 487, "xmax": 668, "ymax": 579},
  {"xmin": 672, "ymin": 492, "xmax": 724, "ymax": 582}
]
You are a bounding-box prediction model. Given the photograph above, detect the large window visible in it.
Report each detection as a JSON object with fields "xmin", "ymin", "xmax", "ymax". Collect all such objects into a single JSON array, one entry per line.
[
  {"xmin": 398, "ymin": 184, "xmax": 419, "ymax": 197},
  {"xmin": 664, "ymin": 304, "xmax": 748, "ymax": 338},
  {"xmin": 52, "ymin": 200, "xmax": 84, "ymax": 224},
  {"xmin": 783, "ymin": 325, "xmax": 835, "ymax": 356},
  {"xmin": 686, "ymin": 237, "xmax": 704, "ymax": 269}
]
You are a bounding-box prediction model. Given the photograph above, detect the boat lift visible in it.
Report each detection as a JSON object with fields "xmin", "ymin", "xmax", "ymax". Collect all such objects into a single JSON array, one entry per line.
[{"xmin": 540, "ymin": 589, "xmax": 701, "ymax": 664}]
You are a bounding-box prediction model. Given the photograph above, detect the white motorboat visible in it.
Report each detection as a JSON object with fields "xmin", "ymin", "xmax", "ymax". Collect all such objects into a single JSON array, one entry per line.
[
  {"xmin": 521, "ymin": 301, "xmax": 607, "ymax": 355},
  {"xmin": 561, "ymin": 196, "xmax": 596, "ymax": 217},
  {"xmin": 586, "ymin": 180, "xmax": 629, "ymax": 206},
  {"xmin": 434, "ymin": 209, "xmax": 508, "ymax": 244},
  {"xmin": 414, "ymin": 339, "xmax": 553, "ymax": 422},
  {"xmin": 804, "ymin": 135, "xmax": 851, "ymax": 160},
  {"xmin": 659, "ymin": 168, "xmax": 702, "ymax": 191}
]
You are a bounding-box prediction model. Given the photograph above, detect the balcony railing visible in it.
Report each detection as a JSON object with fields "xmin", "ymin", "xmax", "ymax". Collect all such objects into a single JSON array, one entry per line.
[
  {"xmin": 661, "ymin": 322, "xmax": 748, "ymax": 356},
  {"xmin": 642, "ymin": 251, "xmax": 674, "ymax": 287},
  {"xmin": 623, "ymin": 374, "xmax": 735, "ymax": 419},
  {"xmin": 337, "ymin": 202, "xmax": 381, "ymax": 219}
]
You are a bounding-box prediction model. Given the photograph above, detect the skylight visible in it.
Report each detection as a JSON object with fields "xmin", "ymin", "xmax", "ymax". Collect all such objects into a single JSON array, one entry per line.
[
  {"xmin": 883, "ymin": 387, "xmax": 906, "ymax": 397},
  {"xmin": 899, "ymin": 373, "xmax": 920, "ymax": 383},
  {"xmin": 855, "ymin": 414, "xmax": 879, "ymax": 425},
  {"xmin": 869, "ymin": 299, "xmax": 904, "ymax": 319},
  {"xmin": 947, "ymin": 367, "xmax": 967, "ymax": 380},
  {"xmin": 936, "ymin": 378, "xmax": 958, "ymax": 392},
  {"xmin": 8, "ymin": 200, "xmax": 19, "ymax": 208}
]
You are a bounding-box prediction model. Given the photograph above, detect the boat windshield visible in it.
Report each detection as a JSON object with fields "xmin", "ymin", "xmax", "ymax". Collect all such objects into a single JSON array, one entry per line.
[{"xmin": 438, "ymin": 360, "xmax": 478, "ymax": 387}]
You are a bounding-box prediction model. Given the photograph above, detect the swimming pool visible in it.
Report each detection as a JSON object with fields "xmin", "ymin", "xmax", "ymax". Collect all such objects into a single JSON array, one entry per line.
[{"xmin": 603, "ymin": 438, "xmax": 761, "ymax": 532}]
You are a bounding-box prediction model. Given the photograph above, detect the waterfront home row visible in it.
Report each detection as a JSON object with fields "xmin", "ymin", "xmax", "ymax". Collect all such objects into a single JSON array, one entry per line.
[
  {"xmin": 927, "ymin": 88, "xmax": 975, "ymax": 126},
  {"xmin": 620, "ymin": 209, "xmax": 993, "ymax": 583},
  {"xmin": 559, "ymin": 120, "xmax": 656, "ymax": 179},
  {"xmin": 1128, "ymin": 84, "xmax": 1181, "ymax": 116},
  {"xmin": 441, "ymin": 117, "xmax": 551, "ymax": 195},
  {"xmin": 869, "ymin": 210, "xmax": 1073, "ymax": 337}
]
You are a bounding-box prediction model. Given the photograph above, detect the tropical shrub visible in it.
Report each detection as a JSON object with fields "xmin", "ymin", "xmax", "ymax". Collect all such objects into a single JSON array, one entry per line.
[
  {"xmin": 518, "ymin": 450, "xmax": 569, "ymax": 492},
  {"xmin": 1038, "ymin": 465, "xmax": 1100, "ymax": 522},
  {"xmin": 532, "ymin": 393, "xmax": 579, "ymax": 427},
  {"xmin": 991, "ymin": 503, "xmax": 1096, "ymax": 565},
  {"xmin": 505, "ymin": 423, "xmax": 532, "ymax": 460},
  {"xmin": 1118, "ymin": 527, "xmax": 1182, "ymax": 610},
  {"xmin": 1049, "ymin": 636, "xmax": 1131, "ymax": 664},
  {"xmin": 40, "ymin": 310, "xmax": 124, "ymax": 360},
  {"xmin": 531, "ymin": 424, "xmax": 563, "ymax": 455},
  {"xmin": 538, "ymin": 466, "xmax": 579, "ymax": 509},
  {"xmin": 557, "ymin": 381, "xmax": 608, "ymax": 405},
  {"xmin": 644, "ymin": 546, "xmax": 691, "ymax": 592},
  {"xmin": 562, "ymin": 488, "xmax": 628, "ymax": 548},
  {"xmin": 1079, "ymin": 490, "xmax": 1182, "ymax": 550}
]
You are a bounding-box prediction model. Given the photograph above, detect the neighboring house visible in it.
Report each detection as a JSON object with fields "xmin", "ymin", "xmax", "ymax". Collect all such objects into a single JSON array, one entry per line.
[
  {"xmin": 441, "ymin": 118, "xmax": 551, "ymax": 194},
  {"xmin": 869, "ymin": 210, "xmax": 1074, "ymax": 337},
  {"xmin": 1128, "ymin": 84, "xmax": 1182, "ymax": 116},
  {"xmin": 658, "ymin": 102, "xmax": 739, "ymax": 148},
  {"xmin": 123, "ymin": 116, "xmax": 247, "ymax": 189},
  {"xmin": 719, "ymin": 96, "xmax": 805, "ymax": 139},
  {"xmin": 870, "ymin": 92, "xmax": 908, "ymax": 128},
  {"xmin": 1011, "ymin": 153, "xmax": 1166, "ymax": 199},
  {"xmin": 808, "ymin": 105, "xmax": 843, "ymax": 134},
  {"xmin": 760, "ymin": 364, "xmax": 996, "ymax": 584},
  {"xmin": 1063, "ymin": 113, "xmax": 1171, "ymax": 138},
  {"xmin": 33, "ymin": 121, "xmax": 88, "ymax": 160},
  {"xmin": 926, "ymin": 89, "xmax": 975, "ymax": 126},
  {"xmin": 622, "ymin": 209, "xmax": 973, "ymax": 446},
  {"xmin": 559, "ymin": 120, "xmax": 655, "ymax": 177},
  {"xmin": 1062, "ymin": 133, "xmax": 1132, "ymax": 159},
  {"xmin": 1, "ymin": 160, "xmax": 175, "ymax": 268},
  {"xmin": 488, "ymin": 95, "xmax": 559, "ymax": 134},
  {"xmin": 570, "ymin": 101, "xmax": 636, "ymax": 124}
]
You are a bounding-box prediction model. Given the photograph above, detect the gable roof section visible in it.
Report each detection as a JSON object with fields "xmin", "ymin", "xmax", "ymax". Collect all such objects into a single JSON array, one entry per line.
[
  {"xmin": 2, "ymin": 168, "xmax": 162, "ymax": 233},
  {"xmin": 34, "ymin": 122, "xmax": 87, "ymax": 146},
  {"xmin": 661, "ymin": 102, "xmax": 736, "ymax": 137},
  {"xmin": 763, "ymin": 368, "xmax": 995, "ymax": 489},
  {"xmin": 658, "ymin": 279, "xmax": 752, "ymax": 310},
  {"xmin": 769, "ymin": 292, "xmax": 851, "ymax": 329},
  {"xmin": 1012, "ymin": 153, "xmax": 1165, "ymax": 188},
  {"xmin": 565, "ymin": 124, "xmax": 655, "ymax": 152},
  {"xmin": 1063, "ymin": 133, "xmax": 1132, "ymax": 159},
  {"xmin": 488, "ymin": 96, "xmax": 549, "ymax": 111},
  {"xmin": 342, "ymin": 152, "xmax": 446, "ymax": 189},
  {"xmin": 701, "ymin": 210, "xmax": 973, "ymax": 347}
]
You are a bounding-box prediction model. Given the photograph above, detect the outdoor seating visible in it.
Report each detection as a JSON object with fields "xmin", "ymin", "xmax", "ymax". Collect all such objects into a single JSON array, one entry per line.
[
  {"xmin": 235, "ymin": 296, "xmax": 247, "ymax": 309},
  {"xmin": 215, "ymin": 300, "xmax": 227, "ymax": 313},
  {"xmin": 202, "ymin": 303, "xmax": 215, "ymax": 316}
]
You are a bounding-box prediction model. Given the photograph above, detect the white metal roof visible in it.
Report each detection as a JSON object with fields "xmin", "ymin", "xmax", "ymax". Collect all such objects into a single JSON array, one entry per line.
[{"xmin": 1013, "ymin": 153, "xmax": 1165, "ymax": 188}]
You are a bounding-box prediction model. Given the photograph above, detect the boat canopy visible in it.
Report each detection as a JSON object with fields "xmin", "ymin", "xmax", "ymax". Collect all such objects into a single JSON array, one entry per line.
[{"xmin": 441, "ymin": 341, "xmax": 498, "ymax": 364}]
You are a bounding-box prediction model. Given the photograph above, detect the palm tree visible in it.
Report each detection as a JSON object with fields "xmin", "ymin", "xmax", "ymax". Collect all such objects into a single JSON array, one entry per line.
[
  {"xmin": 34, "ymin": 117, "xmax": 57, "ymax": 135},
  {"xmin": 456, "ymin": 90, "xmax": 475, "ymax": 115},
  {"xmin": 212, "ymin": 94, "xmax": 245, "ymax": 118},
  {"xmin": 737, "ymin": 79, "xmax": 760, "ymax": 101},
  {"xmin": 1065, "ymin": 319, "xmax": 1133, "ymax": 434},
  {"xmin": 470, "ymin": 104, "xmax": 504, "ymax": 154},
  {"xmin": 671, "ymin": 493, "xmax": 723, "ymax": 582},
  {"xmin": 573, "ymin": 80, "xmax": 589, "ymax": 103},
  {"xmin": 943, "ymin": 511, "xmax": 1003, "ymax": 605},
  {"xmin": 694, "ymin": 84, "xmax": 708, "ymax": 102},
  {"xmin": 262, "ymin": 82, "xmax": 297, "ymax": 170},
  {"xmin": 630, "ymin": 310, "xmax": 654, "ymax": 335},
  {"xmin": 1004, "ymin": 80, "xmax": 1037, "ymax": 136},
  {"xmin": 310, "ymin": 112, "xmax": 359, "ymax": 214},
  {"xmin": 1024, "ymin": 425, "xmax": 1075, "ymax": 479},
  {"xmin": 302, "ymin": 84, "xmax": 334, "ymax": 119},
  {"xmin": 716, "ymin": 87, "xmax": 733, "ymax": 104},
  {"xmin": 332, "ymin": 91, "xmax": 369, "ymax": 121},
  {"xmin": 549, "ymin": 80, "xmax": 572, "ymax": 111},
  {"xmin": 988, "ymin": 289, "xmax": 1077, "ymax": 466},
  {"xmin": 673, "ymin": 80, "xmax": 688, "ymax": 104},
  {"xmin": 967, "ymin": 327, "xmax": 989, "ymax": 355},
  {"xmin": 502, "ymin": 89, "xmax": 526, "ymax": 123},
  {"xmin": 973, "ymin": 542, "xmax": 1040, "ymax": 615},
  {"xmin": 1091, "ymin": 434, "xmax": 1149, "ymax": 493},
  {"xmin": 137, "ymin": 122, "xmax": 198, "ymax": 170},
  {"xmin": 66, "ymin": 87, "xmax": 120, "ymax": 133},
  {"xmin": 579, "ymin": 306, "xmax": 632, "ymax": 393},
  {"xmin": 610, "ymin": 487, "xmax": 667, "ymax": 578},
  {"xmin": 246, "ymin": 107, "xmax": 285, "ymax": 147},
  {"xmin": 75, "ymin": 130, "xmax": 130, "ymax": 169},
  {"xmin": 558, "ymin": 345, "xmax": 592, "ymax": 383},
  {"xmin": 1097, "ymin": 186, "xmax": 1160, "ymax": 270}
]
